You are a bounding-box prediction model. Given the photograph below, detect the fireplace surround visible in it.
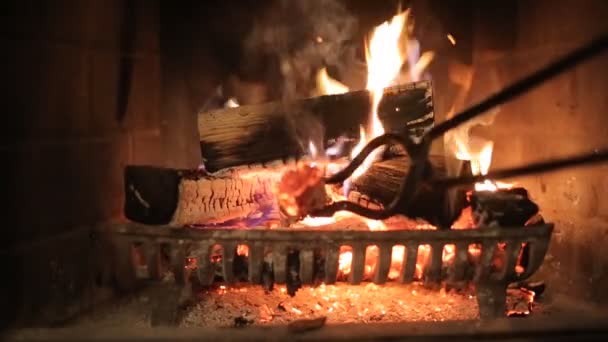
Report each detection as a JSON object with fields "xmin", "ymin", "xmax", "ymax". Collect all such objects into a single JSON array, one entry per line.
[{"xmin": 3, "ymin": 0, "xmax": 608, "ymax": 340}]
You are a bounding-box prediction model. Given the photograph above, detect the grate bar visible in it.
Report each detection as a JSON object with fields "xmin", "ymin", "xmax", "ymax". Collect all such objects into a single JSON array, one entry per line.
[
  {"xmin": 143, "ymin": 241, "xmax": 160, "ymax": 280},
  {"xmin": 324, "ymin": 246, "xmax": 339, "ymax": 284},
  {"xmin": 299, "ymin": 249, "xmax": 315, "ymax": 285},
  {"xmin": 450, "ymin": 242, "xmax": 469, "ymax": 282},
  {"xmin": 373, "ymin": 244, "xmax": 392, "ymax": 285},
  {"xmin": 248, "ymin": 244, "xmax": 264, "ymax": 284},
  {"xmin": 425, "ymin": 243, "xmax": 443, "ymax": 285},
  {"xmin": 401, "ymin": 243, "xmax": 419, "ymax": 283},
  {"xmin": 349, "ymin": 244, "xmax": 366, "ymax": 285},
  {"xmin": 196, "ymin": 242, "xmax": 214, "ymax": 286}
]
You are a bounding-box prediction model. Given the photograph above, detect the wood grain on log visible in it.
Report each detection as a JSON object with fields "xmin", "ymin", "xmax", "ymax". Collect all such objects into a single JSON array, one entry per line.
[
  {"xmin": 198, "ymin": 81, "xmax": 434, "ymax": 172},
  {"xmin": 350, "ymin": 155, "xmax": 466, "ymax": 227},
  {"xmin": 124, "ymin": 165, "xmax": 281, "ymax": 226}
]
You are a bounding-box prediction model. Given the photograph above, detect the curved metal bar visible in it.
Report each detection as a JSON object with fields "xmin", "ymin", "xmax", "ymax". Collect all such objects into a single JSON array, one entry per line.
[
  {"xmin": 313, "ymin": 133, "xmax": 430, "ymax": 219},
  {"xmin": 325, "ymin": 133, "xmax": 415, "ymax": 184}
]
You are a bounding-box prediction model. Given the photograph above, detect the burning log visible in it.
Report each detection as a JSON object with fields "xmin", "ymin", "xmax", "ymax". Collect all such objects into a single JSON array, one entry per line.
[
  {"xmin": 273, "ymin": 154, "xmax": 468, "ymax": 227},
  {"xmin": 470, "ymin": 187, "xmax": 539, "ymax": 227},
  {"xmin": 350, "ymin": 155, "xmax": 467, "ymax": 226},
  {"xmin": 124, "ymin": 165, "xmax": 281, "ymax": 226},
  {"xmin": 198, "ymin": 81, "xmax": 433, "ymax": 172}
]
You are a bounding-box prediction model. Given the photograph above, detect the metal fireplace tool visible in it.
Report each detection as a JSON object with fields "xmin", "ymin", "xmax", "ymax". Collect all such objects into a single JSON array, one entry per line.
[{"xmin": 105, "ymin": 34, "xmax": 608, "ymax": 322}]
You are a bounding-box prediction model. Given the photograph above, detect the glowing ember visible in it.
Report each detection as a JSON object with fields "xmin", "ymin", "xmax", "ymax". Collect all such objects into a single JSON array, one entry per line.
[
  {"xmin": 236, "ymin": 244, "xmax": 249, "ymax": 257},
  {"xmin": 183, "ymin": 283, "xmax": 542, "ymax": 327},
  {"xmin": 507, "ymin": 288, "xmax": 536, "ymax": 317},
  {"xmin": 274, "ymin": 163, "xmax": 327, "ymax": 218},
  {"xmin": 447, "ymin": 33, "xmax": 456, "ymax": 45}
]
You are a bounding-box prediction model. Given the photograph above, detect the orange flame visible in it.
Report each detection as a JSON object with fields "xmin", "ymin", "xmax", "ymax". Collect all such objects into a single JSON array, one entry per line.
[
  {"xmin": 350, "ymin": 10, "xmax": 410, "ymax": 180},
  {"xmin": 301, "ymin": 9, "xmax": 443, "ymax": 280},
  {"xmin": 316, "ymin": 68, "xmax": 349, "ymax": 96},
  {"xmin": 455, "ymin": 138, "xmax": 512, "ymax": 191}
]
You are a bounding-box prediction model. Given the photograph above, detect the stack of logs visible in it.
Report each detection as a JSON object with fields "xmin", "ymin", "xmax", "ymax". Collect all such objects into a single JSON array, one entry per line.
[
  {"xmin": 124, "ymin": 79, "xmax": 541, "ymax": 230},
  {"xmin": 125, "ymin": 81, "xmax": 457, "ymax": 227}
]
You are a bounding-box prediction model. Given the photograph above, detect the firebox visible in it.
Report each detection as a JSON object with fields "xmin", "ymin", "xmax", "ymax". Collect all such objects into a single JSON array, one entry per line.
[{"xmin": 4, "ymin": 0, "xmax": 608, "ymax": 341}]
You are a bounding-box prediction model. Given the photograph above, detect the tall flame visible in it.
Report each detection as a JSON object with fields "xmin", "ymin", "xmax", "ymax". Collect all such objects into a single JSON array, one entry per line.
[
  {"xmin": 315, "ymin": 9, "xmax": 433, "ymax": 181},
  {"xmin": 350, "ymin": 10, "xmax": 411, "ymax": 180}
]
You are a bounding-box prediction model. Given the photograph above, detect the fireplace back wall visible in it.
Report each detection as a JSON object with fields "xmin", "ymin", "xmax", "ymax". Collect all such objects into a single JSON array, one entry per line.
[
  {"xmin": 468, "ymin": 0, "xmax": 608, "ymax": 305},
  {"xmin": 2, "ymin": 0, "xmax": 164, "ymax": 325}
]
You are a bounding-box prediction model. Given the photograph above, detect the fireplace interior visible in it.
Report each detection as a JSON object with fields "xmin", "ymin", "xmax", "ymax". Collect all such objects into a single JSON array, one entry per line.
[{"xmin": 3, "ymin": 0, "xmax": 608, "ymax": 340}]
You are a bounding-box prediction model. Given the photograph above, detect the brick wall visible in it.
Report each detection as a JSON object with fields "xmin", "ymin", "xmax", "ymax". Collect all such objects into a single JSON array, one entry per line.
[
  {"xmin": 1, "ymin": 0, "xmax": 162, "ymax": 325},
  {"xmin": 2, "ymin": 0, "xmax": 162, "ymax": 247},
  {"xmin": 469, "ymin": 0, "xmax": 608, "ymax": 304}
]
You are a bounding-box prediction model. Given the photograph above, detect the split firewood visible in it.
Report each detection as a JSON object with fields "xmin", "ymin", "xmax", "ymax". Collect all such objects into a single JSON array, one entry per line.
[
  {"xmin": 198, "ymin": 81, "xmax": 434, "ymax": 172},
  {"xmin": 124, "ymin": 165, "xmax": 283, "ymax": 226}
]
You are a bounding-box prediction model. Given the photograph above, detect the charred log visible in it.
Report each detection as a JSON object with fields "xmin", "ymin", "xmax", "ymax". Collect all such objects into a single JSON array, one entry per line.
[
  {"xmin": 350, "ymin": 155, "xmax": 468, "ymax": 227},
  {"xmin": 124, "ymin": 165, "xmax": 280, "ymax": 226},
  {"xmin": 198, "ymin": 81, "xmax": 434, "ymax": 172},
  {"xmin": 470, "ymin": 187, "xmax": 539, "ymax": 227}
]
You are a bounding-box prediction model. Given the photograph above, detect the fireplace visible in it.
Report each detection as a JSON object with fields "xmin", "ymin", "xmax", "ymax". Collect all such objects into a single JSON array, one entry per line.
[{"xmin": 4, "ymin": 0, "xmax": 608, "ymax": 340}]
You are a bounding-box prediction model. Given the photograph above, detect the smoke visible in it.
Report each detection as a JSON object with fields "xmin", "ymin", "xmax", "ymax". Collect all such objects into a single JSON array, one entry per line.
[
  {"xmin": 241, "ymin": 0, "xmax": 358, "ymax": 158},
  {"xmin": 243, "ymin": 0, "xmax": 358, "ymax": 101}
]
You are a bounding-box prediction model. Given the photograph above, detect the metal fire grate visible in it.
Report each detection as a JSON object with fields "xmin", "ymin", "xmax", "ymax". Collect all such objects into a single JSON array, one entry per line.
[{"xmin": 106, "ymin": 222, "xmax": 553, "ymax": 319}]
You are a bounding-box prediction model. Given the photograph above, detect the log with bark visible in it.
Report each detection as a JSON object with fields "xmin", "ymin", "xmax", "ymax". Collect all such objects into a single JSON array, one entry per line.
[
  {"xmin": 124, "ymin": 165, "xmax": 284, "ymax": 226},
  {"xmin": 348, "ymin": 155, "xmax": 468, "ymax": 227},
  {"xmin": 198, "ymin": 81, "xmax": 433, "ymax": 172}
]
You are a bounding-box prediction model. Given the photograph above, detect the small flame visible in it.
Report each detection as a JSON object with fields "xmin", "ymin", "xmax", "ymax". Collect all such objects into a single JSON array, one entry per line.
[
  {"xmin": 472, "ymin": 141, "xmax": 494, "ymax": 176},
  {"xmin": 455, "ymin": 139, "xmax": 512, "ymax": 191},
  {"xmin": 224, "ymin": 97, "xmax": 239, "ymax": 108},
  {"xmin": 316, "ymin": 68, "xmax": 349, "ymax": 96},
  {"xmin": 308, "ymin": 140, "xmax": 319, "ymax": 159},
  {"xmin": 409, "ymin": 51, "xmax": 435, "ymax": 82}
]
